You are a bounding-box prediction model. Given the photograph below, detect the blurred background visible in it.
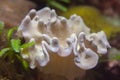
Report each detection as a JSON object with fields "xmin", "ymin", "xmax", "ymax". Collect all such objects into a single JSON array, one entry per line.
[{"xmin": 0, "ymin": 0, "xmax": 120, "ymax": 80}]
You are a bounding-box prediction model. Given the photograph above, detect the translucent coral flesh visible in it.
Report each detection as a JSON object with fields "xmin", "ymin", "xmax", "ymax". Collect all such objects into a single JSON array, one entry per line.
[{"xmin": 17, "ymin": 7, "xmax": 111, "ymax": 70}]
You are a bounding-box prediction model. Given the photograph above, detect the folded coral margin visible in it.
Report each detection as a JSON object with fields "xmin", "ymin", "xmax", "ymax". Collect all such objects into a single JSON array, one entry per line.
[{"xmin": 17, "ymin": 7, "xmax": 111, "ymax": 70}]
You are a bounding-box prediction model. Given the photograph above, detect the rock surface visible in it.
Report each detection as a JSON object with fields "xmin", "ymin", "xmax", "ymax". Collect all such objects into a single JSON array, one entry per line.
[{"xmin": 0, "ymin": 0, "xmax": 36, "ymax": 28}]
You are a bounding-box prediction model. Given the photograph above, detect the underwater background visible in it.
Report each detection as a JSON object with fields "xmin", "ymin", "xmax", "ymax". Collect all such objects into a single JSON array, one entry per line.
[{"xmin": 0, "ymin": 0, "xmax": 120, "ymax": 80}]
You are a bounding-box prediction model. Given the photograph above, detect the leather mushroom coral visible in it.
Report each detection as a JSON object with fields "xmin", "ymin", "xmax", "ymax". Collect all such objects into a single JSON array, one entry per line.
[{"xmin": 17, "ymin": 7, "xmax": 111, "ymax": 70}]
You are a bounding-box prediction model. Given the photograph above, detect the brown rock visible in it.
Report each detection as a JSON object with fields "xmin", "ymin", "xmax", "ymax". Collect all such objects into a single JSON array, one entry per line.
[{"xmin": 0, "ymin": 0, "xmax": 36, "ymax": 28}]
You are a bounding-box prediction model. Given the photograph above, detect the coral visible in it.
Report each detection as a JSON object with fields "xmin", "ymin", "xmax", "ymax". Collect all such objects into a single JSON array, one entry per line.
[
  {"xmin": 60, "ymin": 6, "xmax": 120, "ymax": 39},
  {"xmin": 17, "ymin": 7, "xmax": 110, "ymax": 80},
  {"xmin": 0, "ymin": 0, "xmax": 36, "ymax": 28}
]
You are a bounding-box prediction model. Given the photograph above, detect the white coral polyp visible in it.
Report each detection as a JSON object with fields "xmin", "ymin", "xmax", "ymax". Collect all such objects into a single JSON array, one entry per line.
[{"xmin": 17, "ymin": 7, "xmax": 111, "ymax": 70}]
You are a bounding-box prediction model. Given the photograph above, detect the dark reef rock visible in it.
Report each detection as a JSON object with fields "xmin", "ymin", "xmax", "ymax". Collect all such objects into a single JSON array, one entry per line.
[{"xmin": 110, "ymin": 33, "xmax": 120, "ymax": 49}]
